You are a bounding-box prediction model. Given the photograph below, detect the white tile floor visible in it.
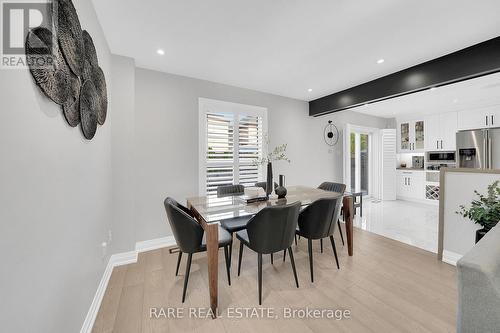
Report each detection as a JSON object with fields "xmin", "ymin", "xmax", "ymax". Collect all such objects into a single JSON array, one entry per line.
[{"xmin": 351, "ymin": 199, "xmax": 439, "ymax": 253}]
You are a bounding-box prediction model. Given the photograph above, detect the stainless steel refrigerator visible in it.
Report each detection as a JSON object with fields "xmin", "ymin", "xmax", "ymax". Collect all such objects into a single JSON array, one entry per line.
[{"xmin": 457, "ymin": 128, "xmax": 500, "ymax": 169}]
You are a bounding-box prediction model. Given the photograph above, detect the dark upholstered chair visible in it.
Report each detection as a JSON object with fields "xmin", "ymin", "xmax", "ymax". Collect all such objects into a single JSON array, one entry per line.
[
  {"xmin": 295, "ymin": 197, "xmax": 342, "ymax": 282},
  {"xmin": 164, "ymin": 197, "xmax": 232, "ymax": 302},
  {"xmin": 217, "ymin": 184, "xmax": 245, "ymax": 197},
  {"xmin": 216, "ymin": 184, "xmax": 252, "ymax": 266},
  {"xmin": 236, "ymin": 202, "xmax": 301, "ymax": 305},
  {"xmin": 318, "ymin": 182, "xmax": 347, "ymax": 248},
  {"xmin": 254, "ymin": 181, "xmax": 278, "ymax": 192},
  {"xmin": 318, "ymin": 182, "xmax": 346, "ymax": 193}
]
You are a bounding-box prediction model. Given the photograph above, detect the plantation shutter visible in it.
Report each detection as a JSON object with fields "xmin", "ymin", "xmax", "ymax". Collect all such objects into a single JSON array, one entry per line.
[
  {"xmin": 238, "ymin": 114, "xmax": 263, "ymax": 188},
  {"xmin": 204, "ymin": 110, "xmax": 264, "ymax": 196}
]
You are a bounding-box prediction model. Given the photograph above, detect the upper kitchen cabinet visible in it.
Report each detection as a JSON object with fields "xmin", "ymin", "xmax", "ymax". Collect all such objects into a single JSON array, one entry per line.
[
  {"xmin": 425, "ymin": 112, "xmax": 457, "ymax": 151},
  {"xmin": 397, "ymin": 119, "xmax": 425, "ymax": 153},
  {"xmin": 457, "ymin": 106, "xmax": 500, "ymax": 131}
]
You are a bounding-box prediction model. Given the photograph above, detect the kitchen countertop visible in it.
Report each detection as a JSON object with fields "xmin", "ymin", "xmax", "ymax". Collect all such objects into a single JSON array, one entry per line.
[{"xmin": 396, "ymin": 167, "xmax": 426, "ymax": 171}]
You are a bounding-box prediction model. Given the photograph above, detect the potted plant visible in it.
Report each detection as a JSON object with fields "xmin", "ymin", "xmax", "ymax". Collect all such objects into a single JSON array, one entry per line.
[
  {"xmin": 456, "ymin": 180, "xmax": 500, "ymax": 243},
  {"xmin": 253, "ymin": 135, "xmax": 290, "ymax": 198}
]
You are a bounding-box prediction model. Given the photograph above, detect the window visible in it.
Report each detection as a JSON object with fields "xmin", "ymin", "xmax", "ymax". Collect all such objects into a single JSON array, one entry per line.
[{"xmin": 199, "ymin": 98, "xmax": 267, "ymax": 196}]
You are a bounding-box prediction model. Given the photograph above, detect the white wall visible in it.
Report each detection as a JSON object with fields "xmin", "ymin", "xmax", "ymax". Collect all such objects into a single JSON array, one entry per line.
[
  {"xmin": 110, "ymin": 55, "xmax": 136, "ymax": 253},
  {"xmin": 271, "ymin": 109, "xmax": 391, "ymax": 187},
  {"xmin": 133, "ymin": 68, "xmax": 390, "ymax": 242},
  {"xmin": 0, "ymin": 1, "xmax": 114, "ymax": 332}
]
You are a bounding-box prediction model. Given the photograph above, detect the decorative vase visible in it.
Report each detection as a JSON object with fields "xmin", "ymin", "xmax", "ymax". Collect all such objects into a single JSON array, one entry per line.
[
  {"xmin": 276, "ymin": 174, "xmax": 287, "ymax": 199},
  {"xmin": 475, "ymin": 228, "xmax": 489, "ymax": 243},
  {"xmin": 266, "ymin": 162, "xmax": 273, "ymax": 197}
]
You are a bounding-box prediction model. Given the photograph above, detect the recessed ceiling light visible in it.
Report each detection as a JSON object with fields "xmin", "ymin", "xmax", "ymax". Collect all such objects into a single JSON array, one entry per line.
[
  {"xmin": 430, "ymin": 87, "xmax": 437, "ymax": 91},
  {"xmin": 157, "ymin": 49, "xmax": 165, "ymax": 55},
  {"xmin": 377, "ymin": 59, "xmax": 385, "ymax": 64},
  {"xmin": 308, "ymin": 88, "xmax": 313, "ymax": 92}
]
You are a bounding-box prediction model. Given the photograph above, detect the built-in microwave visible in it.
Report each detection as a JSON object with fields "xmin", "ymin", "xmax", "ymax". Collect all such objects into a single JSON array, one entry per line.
[{"xmin": 427, "ymin": 151, "xmax": 456, "ymax": 162}]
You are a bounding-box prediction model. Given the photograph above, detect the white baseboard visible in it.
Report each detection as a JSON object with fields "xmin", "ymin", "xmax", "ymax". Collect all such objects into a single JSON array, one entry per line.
[
  {"xmin": 80, "ymin": 250, "xmax": 137, "ymax": 333},
  {"xmin": 80, "ymin": 236, "xmax": 176, "ymax": 333},
  {"xmin": 81, "ymin": 236, "xmax": 176, "ymax": 333},
  {"xmin": 135, "ymin": 236, "xmax": 176, "ymax": 253},
  {"xmin": 442, "ymin": 250, "xmax": 463, "ymax": 266}
]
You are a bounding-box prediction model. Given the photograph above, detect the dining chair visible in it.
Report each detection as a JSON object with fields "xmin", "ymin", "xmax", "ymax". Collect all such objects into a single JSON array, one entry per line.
[
  {"xmin": 216, "ymin": 184, "xmax": 251, "ymax": 267},
  {"xmin": 164, "ymin": 197, "xmax": 232, "ymax": 302},
  {"xmin": 294, "ymin": 197, "xmax": 342, "ymax": 282},
  {"xmin": 352, "ymin": 191, "xmax": 363, "ymax": 216},
  {"xmin": 217, "ymin": 184, "xmax": 245, "ymax": 197},
  {"xmin": 318, "ymin": 182, "xmax": 347, "ymax": 249},
  {"xmin": 236, "ymin": 201, "xmax": 301, "ymax": 305}
]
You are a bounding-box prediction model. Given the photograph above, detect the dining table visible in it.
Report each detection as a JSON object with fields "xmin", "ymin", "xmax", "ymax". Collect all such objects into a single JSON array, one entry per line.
[{"xmin": 186, "ymin": 185, "xmax": 355, "ymax": 318}]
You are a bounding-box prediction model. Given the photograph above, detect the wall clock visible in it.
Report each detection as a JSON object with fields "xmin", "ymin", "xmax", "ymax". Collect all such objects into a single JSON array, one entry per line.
[{"xmin": 324, "ymin": 120, "xmax": 339, "ymax": 146}]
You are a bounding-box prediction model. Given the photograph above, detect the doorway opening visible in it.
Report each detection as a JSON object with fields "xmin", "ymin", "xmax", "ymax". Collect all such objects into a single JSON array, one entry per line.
[
  {"xmin": 350, "ymin": 132, "xmax": 370, "ymax": 195},
  {"xmin": 344, "ymin": 124, "xmax": 380, "ymax": 198}
]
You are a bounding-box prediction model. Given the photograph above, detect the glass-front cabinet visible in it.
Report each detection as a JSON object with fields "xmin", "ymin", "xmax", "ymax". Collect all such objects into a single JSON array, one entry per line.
[
  {"xmin": 400, "ymin": 123, "xmax": 410, "ymax": 150},
  {"xmin": 397, "ymin": 119, "xmax": 425, "ymax": 152},
  {"xmin": 414, "ymin": 120, "xmax": 424, "ymax": 150}
]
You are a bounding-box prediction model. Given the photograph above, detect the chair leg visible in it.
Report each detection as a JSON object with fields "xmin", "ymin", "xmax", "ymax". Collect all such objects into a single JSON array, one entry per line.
[
  {"xmin": 320, "ymin": 238, "xmax": 323, "ymax": 253},
  {"xmin": 224, "ymin": 245, "xmax": 231, "ymax": 286},
  {"xmin": 308, "ymin": 239, "xmax": 314, "ymax": 283},
  {"xmin": 181, "ymin": 253, "xmax": 192, "ymax": 303},
  {"xmin": 228, "ymin": 233, "xmax": 233, "ymax": 268},
  {"xmin": 283, "ymin": 249, "xmax": 286, "ymax": 262},
  {"xmin": 288, "ymin": 247, "xmax": 299, "ymax": 288},
  {"xmin": 271, "ymin": 252, "xmax": 274, "ymax": 265},
  {"xmin": 294, "ymin": 234, "xmax": 297, "ymax": 246},
  {"xmin": 238, "ymin": 242, "xmax": 244, "ymax": 277},
  {"xmin": 330, "ymin": 235, "xmax": 340, "ymax": 269},
  {"xmin": 338, "ymin": 219, "xmax": 345, "ymax": 246},
  {"xmin": 175, "ymin": 251, "xmax": 182, "ymax": 276},
  {"xmin": 258, "ymin": 253, "xmax": 263, "ymax": 305}
]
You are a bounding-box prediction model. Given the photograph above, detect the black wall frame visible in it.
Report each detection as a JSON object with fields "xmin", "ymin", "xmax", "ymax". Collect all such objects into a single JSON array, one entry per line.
[{"xmin": 309, "ymin": 37, "xmax": 500, "ymax": 117}]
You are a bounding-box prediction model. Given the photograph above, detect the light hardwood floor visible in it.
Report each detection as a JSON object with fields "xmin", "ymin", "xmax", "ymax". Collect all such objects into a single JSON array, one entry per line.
[{"xmin": 91, "ymin": 228, "xmax": 457, "ymax": 333}]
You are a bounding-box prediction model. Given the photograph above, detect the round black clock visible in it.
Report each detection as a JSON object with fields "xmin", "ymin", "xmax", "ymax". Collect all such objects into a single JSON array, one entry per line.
[{"xmin": 324, "ymin": 120, "xmax": 339, "ymax": 146}]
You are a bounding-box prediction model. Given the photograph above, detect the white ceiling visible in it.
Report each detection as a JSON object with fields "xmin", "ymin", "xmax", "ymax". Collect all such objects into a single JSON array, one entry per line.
[
  {"xmin": 352, "ymin": 72, "xmax": 500, "ymax": 119},
  {"xmin": 92, "ymin": 0, "xmax": 500, "ymax": 101}
]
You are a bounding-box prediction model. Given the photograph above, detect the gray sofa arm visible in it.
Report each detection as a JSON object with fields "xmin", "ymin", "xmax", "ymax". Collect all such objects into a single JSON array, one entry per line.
[{"xmin": 457, "ymin": 224, "xmax": 500, "ymax": 333}]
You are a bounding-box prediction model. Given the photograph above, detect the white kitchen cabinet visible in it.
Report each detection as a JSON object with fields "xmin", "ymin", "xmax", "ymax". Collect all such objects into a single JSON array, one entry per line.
[
  {"xmin": 457, "ymin": 107, "xmax": 500, "ymax": 131},
  {"xmin": 396, "ymin": 170, "xmax": 425, "ymax": 200},
  {"xmin": 397, "ymin": 119, "xmax": 424, "ymax": 153},
  {"xmin": 424, "ymin": 112, "xmax": 457, "ymax": 151},
  {"xmin": 441, "ymin": 112, "xmax": 458, "ymax": 150},
  {"xmin": 489, "ymin": 109, "xmax": 500, "ymax": 128},
  {"xmin": 425, "ymin": 114, "xmax": 440, "ymax": 151}
]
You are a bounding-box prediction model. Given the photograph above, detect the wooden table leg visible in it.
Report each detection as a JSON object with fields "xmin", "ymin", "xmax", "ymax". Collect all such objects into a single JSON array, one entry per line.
[
  {"xmin": 205, "ymin": 222, "xmax": 219, "ymax": 318},
  {"xmin": 342, "ymin": 196, "xmax": 354, "ymax": 256}
]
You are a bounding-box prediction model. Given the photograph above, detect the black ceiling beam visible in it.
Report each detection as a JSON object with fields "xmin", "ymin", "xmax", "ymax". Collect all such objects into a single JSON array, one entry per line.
[{"xmin": 309, "ymin": 36, "xmax": 500, "ymax": 117}]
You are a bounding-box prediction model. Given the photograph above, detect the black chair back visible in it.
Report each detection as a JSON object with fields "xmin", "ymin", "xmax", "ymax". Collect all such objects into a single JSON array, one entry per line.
[
  {"xmin": 246, "ymin": 201, "xmax": 300, "ymax": 254},
  {"xmin": 298, "ymin": 197, "xmax": 342, "ymax": 239},
  {"xmin": 217, "ymin": 184, "xmax": 244, "ymax": 197},
  {"xmin": 318, "ymin": 182, "xmax": 346, "ymax": 194},
  {"xmin": 164, "ymin": 197, "xmax": 203, "ymax": 253}
]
